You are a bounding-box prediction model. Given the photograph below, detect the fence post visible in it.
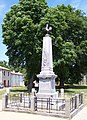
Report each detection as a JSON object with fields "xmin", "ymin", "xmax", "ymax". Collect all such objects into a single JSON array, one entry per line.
[
  {"xmin": 6, "ymin": 88, "xmax": 10, "ymax": 94},
  {"xmin": 20, "ymin": 92, "xmax": 24, "ymax": 103},
  {"xmin": 31, "ymin": 95, "xmax": 37, "ymax": 112},
  {"xmin": 65, "ymin": 98, "xmax": 71, "ymax": 118},
  {"xmin": 75, "ymin": 94, "xmax": 79, "ymax": 109},
  {"xmin": 2, "ymin": 93, "xmax": 8, "ymax": 110},
  {"xmin": 34, "ymin": 96, "xmax": 37, "ymax": 111},
  {"xmin": 81, "ymin": 92, "xmax": 84, "ymax": 104},
  {"xmin": 60, "ymin": 88, "xmax": 64, "ymax": 98}
]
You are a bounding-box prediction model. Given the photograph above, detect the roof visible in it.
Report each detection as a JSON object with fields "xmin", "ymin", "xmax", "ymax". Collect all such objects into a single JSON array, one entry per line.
[
  {"xmin": 11, "ymin": 71, "xmax": 23, "ymax": 75},
  {"xmin": 0, "ymin": 66, "xmax": 10, "ymax": 71},
  {"xmin": 0, "ymin": 66, "xmax": 23, "ymax": 76}
]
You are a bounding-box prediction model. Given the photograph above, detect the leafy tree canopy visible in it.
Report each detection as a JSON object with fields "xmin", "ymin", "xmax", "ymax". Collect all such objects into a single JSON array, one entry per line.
[
  {"xmin": 2, "ymin": 0, "xmax": 48, "ymax": 86},
  {"xmin": 0, "ymin": 61, "xmax": 8, "ymax": 68},
  {"xmin": 2, "ymin": 1, "xmax": 87, "ymax": 88},
  {"xmin": 39, "ymin": 4, "xmax": 87, "ymax": 86}
]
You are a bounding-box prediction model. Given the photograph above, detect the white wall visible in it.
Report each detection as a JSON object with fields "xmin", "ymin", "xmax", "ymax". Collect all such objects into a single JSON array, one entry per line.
[
  {"xmin": 10, "ymin": 73, "xmax": 24, "ymax": 87},
  {"xmin": 2, "ymin": 70, "xmax": 10, "ymax": 87},
  {"xmin": 19, "ymin": 75, "xmax": 24, "ymax": 86},
  {"xmin": 0, "ymin": 70, "xmax": 2, "ymax": 83},
  {"xmin": 0, "ymin": 66, "xmax": 24, "ymax": 87}
]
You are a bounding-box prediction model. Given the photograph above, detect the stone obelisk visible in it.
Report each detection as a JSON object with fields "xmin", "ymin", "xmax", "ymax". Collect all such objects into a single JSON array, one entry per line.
[{"xmin": 37, "ymin": 24, "xmax": 57, "ymax": 98}]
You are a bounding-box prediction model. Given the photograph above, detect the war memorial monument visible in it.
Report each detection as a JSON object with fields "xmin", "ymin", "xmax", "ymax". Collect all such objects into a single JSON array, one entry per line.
[{"xmin": 37, "ymin": 24, "xmax": 58, "ymax": 98}]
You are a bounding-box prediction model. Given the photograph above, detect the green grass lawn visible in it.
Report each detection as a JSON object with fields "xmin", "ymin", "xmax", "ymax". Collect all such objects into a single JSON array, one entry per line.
[
  {"xmin": 0, "ymin": 89, "xmax": 6, "ymax": 99},
  {"xmin": 64, "ymin": 87, "xmax": 87, "ymax": 106},
  {"xmin": 10, "ymin": 86, "xmax": 28, "ymax": 93},
  {"xmin": 0, "ymin": 86, "xmax": 28, "ymax": 99},
  {"xmin": 9, "ymin": 86, "xmax": 87, "ymax": 106},
  {"xmin": 0, "ymin": 86, "xmax": 87, "ymax": 106}
]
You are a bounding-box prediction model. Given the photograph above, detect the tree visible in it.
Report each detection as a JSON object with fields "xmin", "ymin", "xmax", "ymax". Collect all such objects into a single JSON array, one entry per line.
[
  {"xmin": 55, "ymin": 5, "xmax": 87, "ymax": 86},
  {"xmin": 2, "ymin": 3, "xmax": 87, "ymax": 88},
  {"xmin": 2, "ymin": 0, "xmax": 48, "ymax": 91},
  {"xmin": 39, "ymin": 5, "xmax": 87, "ymax": 87},
  {"xmin": 78, "ymin": 40, "xmax": 87, "ymax": 73},
  {"xmin": 0, "ymin": 60, "xmax": 8, "ymax": 68}
]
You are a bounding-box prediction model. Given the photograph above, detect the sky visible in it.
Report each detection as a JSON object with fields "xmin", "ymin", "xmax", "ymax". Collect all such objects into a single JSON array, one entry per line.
[{"xmin": 0, "ymin": 0, "xmax": 87, "ymax": 62}]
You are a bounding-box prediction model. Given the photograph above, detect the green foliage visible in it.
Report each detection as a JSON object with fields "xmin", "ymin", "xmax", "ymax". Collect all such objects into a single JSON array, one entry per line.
[
  {"xmin": 0, "ymin": 61, "xmax": 8, "ymax": 68},
  {"xmin": 61, "ymin": 42, "xmax": 77, "ymax": 64},
  {"xmin": 2, "ymin": 0, "xmax": 48, "ymax": 87},
  {"xmin": 0, "ymin": 90, "xmax": 6, "ymax": 99},
  {"xmin": 2, "ymin": 2, "xmax": 87, "ymax": 87},
  {"xmin": 78, "ymin": 40, "xmax": 87, "ymax": 73},
  {"xmin": 64, "ymin": 86, "xmax": 87, "ymax": 106},
  {"xmin": 39, "ymin": 5, "xmax": 87, "ymax": 87}
]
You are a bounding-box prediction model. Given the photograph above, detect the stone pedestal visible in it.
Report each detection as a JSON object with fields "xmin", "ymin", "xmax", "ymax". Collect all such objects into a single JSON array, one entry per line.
[
  {"xmin": 37, "ymin": 32, "xmax": 57, "ymax": 98},
  {"xmin": 37, "ymin": 74, "xmax": 58, "ymax": 98}
]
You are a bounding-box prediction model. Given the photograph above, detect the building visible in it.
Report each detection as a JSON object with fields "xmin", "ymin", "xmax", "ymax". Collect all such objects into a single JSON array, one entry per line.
[
  {"xmin": 0, "ymin": 66, "xmax": 10, "ymax": 87},
  {"xmin": 10, "ymin": 71, "xmax": 24, "ymax": 87},
  {"xmin": 0, "ymin": 66, "xmax": 24, "ymax": 87}
]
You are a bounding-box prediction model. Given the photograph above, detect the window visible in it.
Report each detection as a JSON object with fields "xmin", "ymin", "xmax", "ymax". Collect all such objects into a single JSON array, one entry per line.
[
  {"xmin": 3, "ymin": 71, "xmax": 5, "ymax": 76},
  {"xmin": 8, "ymin": 72, "xmax": 9, "ymax": 76}
]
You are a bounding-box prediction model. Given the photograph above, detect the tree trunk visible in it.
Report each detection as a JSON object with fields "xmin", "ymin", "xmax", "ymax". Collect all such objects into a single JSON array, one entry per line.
[
  {"xmin": 59, "ymin": 79, "xmax": 64, "ymax": 88},
  {"xmin": 27, "ymin": 74, "xmax": 34, "ymax": 93}
]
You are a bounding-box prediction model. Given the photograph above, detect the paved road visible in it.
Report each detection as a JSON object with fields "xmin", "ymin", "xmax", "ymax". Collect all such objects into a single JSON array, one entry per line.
[
  {"xmin": 0, "ymin": 100, "xmax": 87, "ymax": 120},
  {"xmin": 0, "ymin": 100, "xmax": 67, "ymax": 120},
  {"xmin": 0, "ymin": 111, "xmax": 68, "ymax": 120},
  {"xmin": 72, "ymin": 107, "xmax": 87, "ymax": 120}
]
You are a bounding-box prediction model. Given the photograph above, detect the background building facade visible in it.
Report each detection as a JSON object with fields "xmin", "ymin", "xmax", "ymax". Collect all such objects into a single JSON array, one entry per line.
[{"xmin": 0, "ymin": 66, "xmax": 24, "ymax": 87}]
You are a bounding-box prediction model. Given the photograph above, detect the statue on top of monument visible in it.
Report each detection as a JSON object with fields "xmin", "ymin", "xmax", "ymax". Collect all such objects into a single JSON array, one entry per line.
[{"xmin": 45, "ymin": 24, "xmax": 52, "ymax": 35}]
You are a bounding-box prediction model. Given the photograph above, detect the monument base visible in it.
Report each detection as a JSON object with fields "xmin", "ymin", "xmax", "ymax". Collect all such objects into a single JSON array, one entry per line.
[
  {"xmin": 37, "ymin": 73, "xmax": 58, "ymax": 99},
  {"xmin": 36, "ymin": 92, "xmax": 58, "ymax": 98}
]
